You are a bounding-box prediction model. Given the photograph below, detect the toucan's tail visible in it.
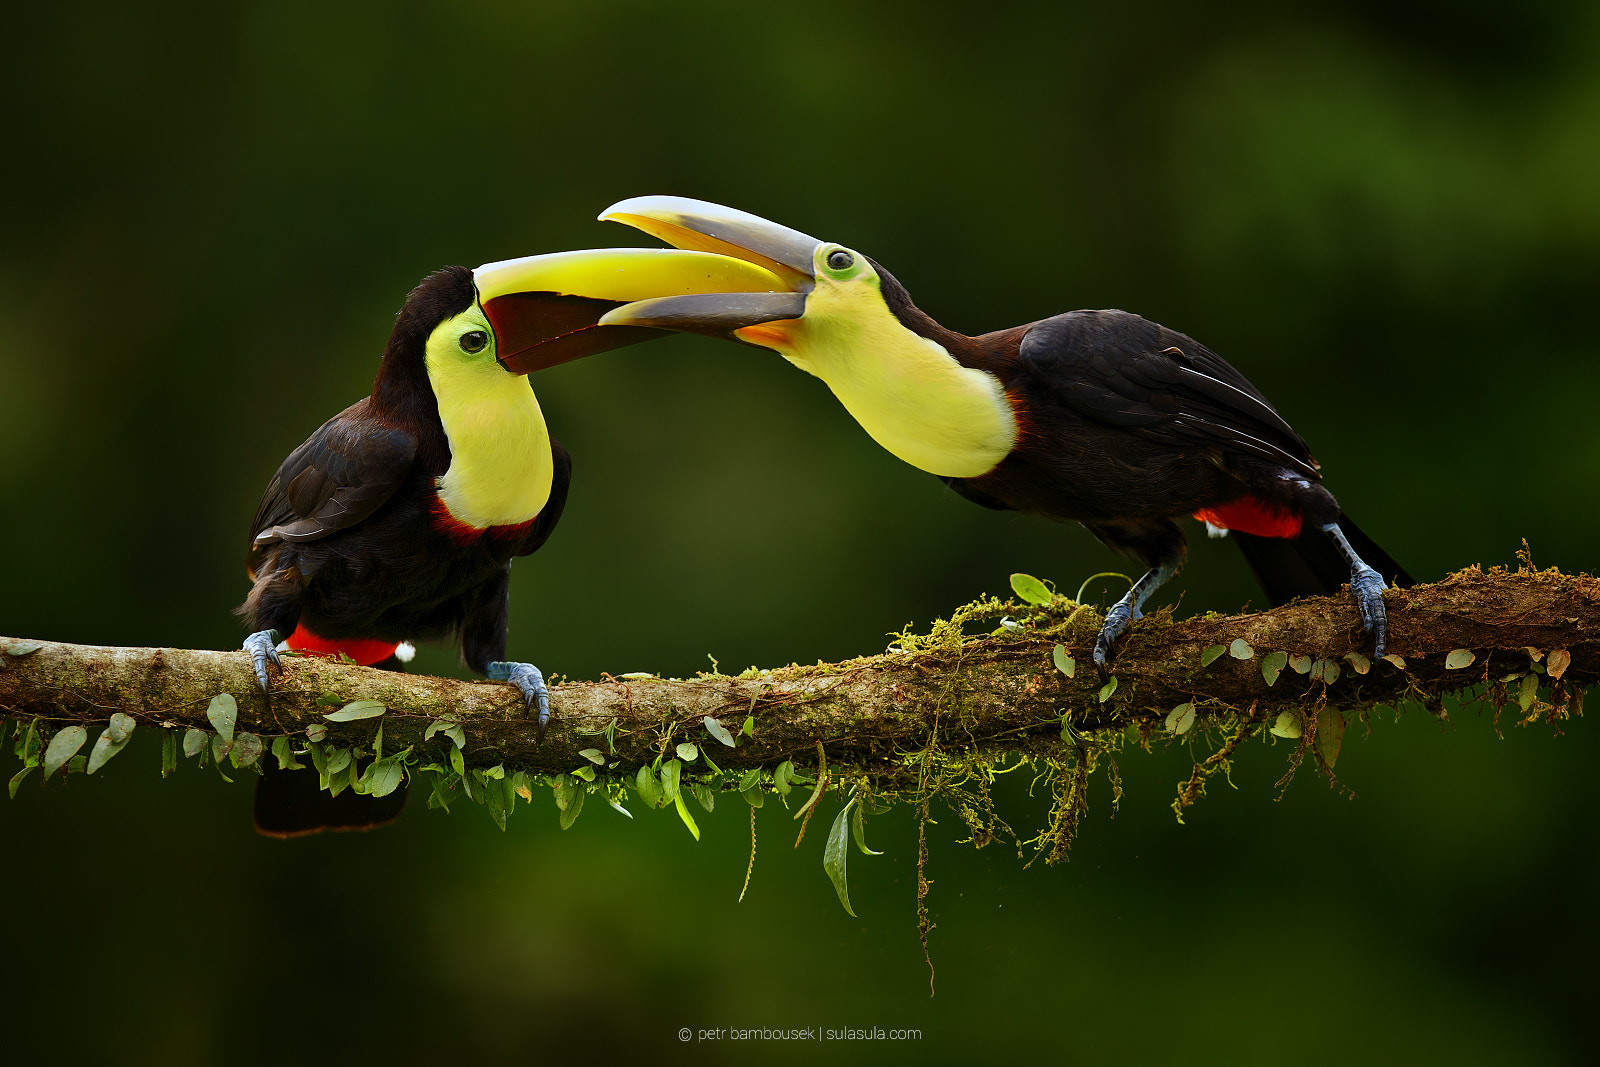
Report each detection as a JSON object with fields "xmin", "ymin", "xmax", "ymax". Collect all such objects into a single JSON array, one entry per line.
[
  {"xmin": 253, "ymin": 762, "xmax": 408, "ymax": 838},
  {"xmin": 1231, "ymin": 512, "xmax": 1412, "ymax": 608},
  {"xmin": 252, "ymin": 650, "xmax": 408, "ymax": 838}
]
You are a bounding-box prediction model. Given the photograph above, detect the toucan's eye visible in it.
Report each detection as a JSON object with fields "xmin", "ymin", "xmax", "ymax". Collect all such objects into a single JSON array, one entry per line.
[
  {"xmin": 459, "ymin": 330, "xmax": 489, "ymax": 353},
  {"xmin": 826, "ymin": 250, "xmax": 855, "ymax": 271}
]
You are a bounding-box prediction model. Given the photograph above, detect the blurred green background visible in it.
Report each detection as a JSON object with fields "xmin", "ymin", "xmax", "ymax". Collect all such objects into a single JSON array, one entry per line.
[{"xmin": 3, "ymin": 0, "xmax": 1598, "ymax": 1062}]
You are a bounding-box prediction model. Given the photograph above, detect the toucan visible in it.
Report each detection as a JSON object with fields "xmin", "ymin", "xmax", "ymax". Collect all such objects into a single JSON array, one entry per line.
[
  {"xmin": 590, "ymin": 196, "xmax": 1412, "ymax": 670},
  {"xmin": 239, "ymin": 245, "xmax": 782, "ymax": 836}
]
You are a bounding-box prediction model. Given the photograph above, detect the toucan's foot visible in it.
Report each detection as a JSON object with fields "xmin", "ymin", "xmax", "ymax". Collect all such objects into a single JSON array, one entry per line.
[
  {"xmin": 1091, "ymin": 558, "xmax": 1178, "ymax": 675},
  {"xmin": 1320, "ymin": 522, "xmax": 1389, "ymax": 658},
  {"xmin": 243, "ymin": 629, "xmax": 283, "ymax": 694},
  {"xmin": 1093, "ymin": 597, "xmax": 1138, "ymax": 674},
  {"xmin": 1350, "ymin": 565, "xmax": 1388, "ymax": 658},
  {"xmin": 487, "ymin": 660, "xmax": 551, "ymax": 738}
]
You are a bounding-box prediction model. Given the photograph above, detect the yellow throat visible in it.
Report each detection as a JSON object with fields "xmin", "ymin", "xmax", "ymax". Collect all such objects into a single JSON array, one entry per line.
[
  {"xmin": 744, "ymin": 281, "xmax": 1018, "ymax": 479},
  {"xmin": 425, "ymin": 309, "xmax": 554, "ymax": 530}
]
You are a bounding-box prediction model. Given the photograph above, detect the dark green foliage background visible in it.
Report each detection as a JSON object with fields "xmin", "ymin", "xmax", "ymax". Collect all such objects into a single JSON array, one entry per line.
[{"xmin": 2, "ymin": 1, "xmax": 1597, "ymax": 1062}]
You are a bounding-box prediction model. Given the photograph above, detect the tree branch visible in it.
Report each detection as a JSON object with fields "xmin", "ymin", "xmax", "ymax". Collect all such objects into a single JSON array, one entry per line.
[{"xmin": 2, "ymin": 566, "xmax": 1592, "ymax": 783}]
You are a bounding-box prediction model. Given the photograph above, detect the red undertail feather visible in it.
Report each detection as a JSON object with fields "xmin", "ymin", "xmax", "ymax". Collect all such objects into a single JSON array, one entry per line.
[
  {"xmin": 1192, "ymin": 497, "xmax": 1303, "ymax": 539},
  {"xmin": 284, "ymin": 624, "xmax": 398, "ymax": 667},
  {"xmin": 427, "ymin": 494, "xmax": 537, "ymax": 547}
]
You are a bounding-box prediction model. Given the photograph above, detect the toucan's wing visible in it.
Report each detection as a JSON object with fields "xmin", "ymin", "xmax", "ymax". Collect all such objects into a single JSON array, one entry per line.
[
  {"xmin": 1018, "ymin": 310, "xmax": 1320, "ymax": 481},
  {"xmin": 246, "ymin": 398, "xmax": 417, "ymax": 578}
]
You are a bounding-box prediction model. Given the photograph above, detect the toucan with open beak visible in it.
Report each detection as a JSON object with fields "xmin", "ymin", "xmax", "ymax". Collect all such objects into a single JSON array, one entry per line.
[
  {"xmin": 594, "ymin": 196, "xmax": 1412, "ymax": 670},
  {"xmin": 239, "ymin": 246, "xmax": 784, "ymax": 835}
]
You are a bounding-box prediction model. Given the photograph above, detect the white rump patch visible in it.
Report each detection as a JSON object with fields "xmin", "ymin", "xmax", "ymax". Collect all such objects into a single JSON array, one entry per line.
[
  {"xmin": 1205, "ymin": 522, "xmax": 1231, "ymax": 539},
  {"xmin": 395, "ymin": 641, "xmax": 417, "ymax": 663}
]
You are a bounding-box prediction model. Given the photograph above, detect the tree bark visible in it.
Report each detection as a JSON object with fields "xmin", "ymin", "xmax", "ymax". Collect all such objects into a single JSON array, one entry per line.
[{"xmin": 2, "ymin": 566, "xmax": 1591, "ymax": 782}]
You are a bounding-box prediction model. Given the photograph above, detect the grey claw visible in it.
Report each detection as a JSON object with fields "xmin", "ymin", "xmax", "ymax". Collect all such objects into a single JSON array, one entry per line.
[
  {"xmin": 1350, "ymin": 568, "xmax": 1388, "ymax": 658},
  {"xmin": 243, "ymin": 629, "xmax": 282, "ymax": 694},
  {"xmin": 1093, "ymin": 599, "xmax": 1136, "ymax": 675},
  {"xmin": 487, "ymin": 661, "xmax": 552, "ymax": 738}
]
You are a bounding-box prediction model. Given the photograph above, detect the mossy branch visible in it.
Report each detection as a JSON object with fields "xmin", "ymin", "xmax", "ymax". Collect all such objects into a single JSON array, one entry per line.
[{"xmin": 2, "ymin": 566, "xmax": 1592, "ymax": 783}]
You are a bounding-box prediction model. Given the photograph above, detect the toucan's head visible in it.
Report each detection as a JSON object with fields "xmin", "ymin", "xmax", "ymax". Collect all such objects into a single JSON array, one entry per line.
[
  {"xmin": 591, "ymin": 197, "xmax": 930, "ymax": 367},
  {"xmin": 591, "ymin": 198, "xmax": 1018, "ymax": 480},
  {"xmin": 372, "ymin": 244, "xmax": 792, "ymax": 414}
]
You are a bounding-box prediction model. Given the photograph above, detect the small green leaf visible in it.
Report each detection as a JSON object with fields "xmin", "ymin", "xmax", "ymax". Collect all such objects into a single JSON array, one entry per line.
[
  {"xmin": 105, "ymin": 713, "xmax": 135, "ymax": 745},
  {"xmin": 1445, "ymin": 649, "xmax": 1476, "ymax": 670},
  {"xmin": 1547, "ymin": 649, "xmax": 1572, "ymax": 681},
  {"xmin": 1270, "ymin": 711, "xmax": 1302, "ymax": 739},
  {"xmin": 1344, "ymin": 651, "xmax": 1371, "ymax": 675},
  {"xmin": 43, "ymin": 726, "xmax": 88, "ymax": 780},
  {"xmin": 448, "ymin": 744, "xmax": 465, "ymax": 777},
  {"xmin": 851, "ymin": 801, "xmax": 883, "ymax": 856},
  {"xmin": 823, "ymin": 803, "xmax": 857, "ymax": 917},
  {"xmin": 4, "ymin": 642, "xmax": 43, "ymax": 657},
  {"xmin": 67, "ymin": 755, "xmax": 87, "ymax": 775},
  {"xmin": 161, "ymin": 729, "xmax": 178, "ymax": 778},
  {"xmin": 739, "ymin": 767, "xmax": 762, "ymax": 792},
  {"xmin": 1097, "ymin": 676, "xmax": 1118, "ymax": 703},
  {"xmin": 9, "ymin": 766, "xmax": 34, "ymax": 798},
  {"xmin": 1289, "ymin": 653, "xmax": 1313, "ymax": 675},
  {"xmin": 1379, "ymin": 653, "xmax": 1407, "ymax": 670},
  {"xmin": 690, "ymin": 781, "xmax": 715, "ymax": 813},
  {"xmin": 572, "ymin": 764, "xmax": 596, "ymax": 782},
  {"xmin": 1009, "ymin": 573, "xmax": 1052, "ymax": 606},
  {"xmin": 325, "ymin": 700, "xmax": 385, "ymax": 722},
  {"xmin": 211, "ymin": 733, "xmax": 231, "ymax": 766},
  {"xmin": 1200, "ymin": 644, "xmax": 1227, "ymax": 667},
  {"xmin": 660, "ymin": 759, "xmax": 682, "ymax": 802},
  {"xmin": 270, "ymin": 736, "xmax": 305, "ymax": 771},
  {"xmin": 607, "ymin": 795, "xmax": 633, "ymax": 818},
  {"xmin": 559, "ymin": 786, "xmax": 585, "ymax": 830},
  {"xmin": 305, "ymin": 723, "xmax": 328, "ymax": 742},
  {"xmin": 1165, "ymin": 702, "xmax": 1196, "ymax": 735},
  {"xmin": 741, "ymin": 715, "xmax": 755, "ymax": 737},
  {"xmin": 205, "ymin": 694, "xmax": 237, "ymax": 742},
  {"xmin": 1260, "ymin": 651, "xmax": 1288, "ymax": 686},
  {"xmin": 325, "ymin": 747, "xmax": 352, "ymax": 776},
  {"xmin": 741, "ymin": 786, "xmax": 764, "ymax": 808},
  {"xmin": 483, "ymin": 775, "xmax": 509, "ymax": 830},
  {"xmin": 307, "ymin": 741, "xmax": 329, "ymax": 784},
  {"xmin": 1518, "ymin": 672, "xmax": 1540, "ymax": 712},
  {"xmin": 635, "ymin": 764, "xmax": 665, "ymax": 809},
  {"xmin": 327, "ymin": 757, "xmax": 355, "ymax": 797},
  {"xmin": 675, "ymin": 742, "xmax": 699, "ymax": 762},
  {"xmin": 1228, "ymin": 638, "xmax": 1254, "ymax": 660},
  {"xmin": 773, "ymin": 760, "xmax": 795, "ymax": 796},
  {"xmin": 673, "ymin": 789, "xmax": 701, "ymax": 840},
  {"xmin": 365, "ymin": 756, "xmax": 406, "ymax": 798},
  {"xmin": 86, "ymin": 714, "xmax": 137, "ymax": 774},
  {"xmin": 231, "ymin": 732, "xmax": 263, "ymax": 769},
  {"xmin": 1316, "ymin": 709, "xmax": 1347, "ymax": 768},
  {"xmin": 577, "ymin": 748, "xmax": 605, "ymax": 765},
  {"xmin": 1052, "ymin": 644, "xmax": 1075, "ymax": 678},
  {"xmin": 703, "ymin": 716, "xmax": 737, "ymax": 748}
]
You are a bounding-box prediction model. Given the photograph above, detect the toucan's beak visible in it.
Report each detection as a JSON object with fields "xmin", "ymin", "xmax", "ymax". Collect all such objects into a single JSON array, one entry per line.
[
  {"xmin": 473, "ymin": 247, "xmax": 788, "ymax": 374},
  {"xmin": 594, "ymin": 197, "xmax": 820, "ymax": 345}
]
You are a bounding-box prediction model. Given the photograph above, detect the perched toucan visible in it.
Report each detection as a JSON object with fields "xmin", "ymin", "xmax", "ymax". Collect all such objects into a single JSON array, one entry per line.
[
  {"xmin": 592, "ymin": 196, "xmax": 1412, "ymax": 669},
  {"xmin": 239, "ymin": 246, "xmax": 782, "ymax": 835}
]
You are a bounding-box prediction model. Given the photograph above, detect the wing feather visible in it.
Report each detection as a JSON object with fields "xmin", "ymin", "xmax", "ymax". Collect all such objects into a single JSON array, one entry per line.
[
  {"xmin": 1018, "ymin": 311, "xmax": 1319, "ymax": 480},
  {"xmin": 246, "ymin": 398, "xmax": 417, "ymax": 578}
]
